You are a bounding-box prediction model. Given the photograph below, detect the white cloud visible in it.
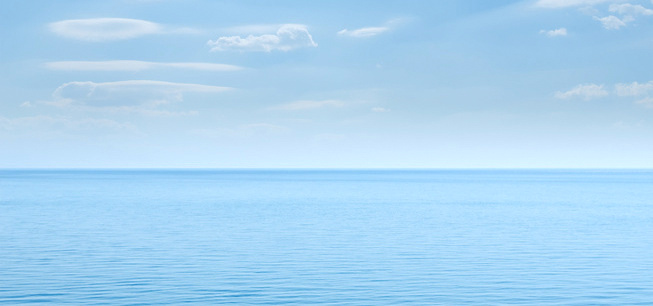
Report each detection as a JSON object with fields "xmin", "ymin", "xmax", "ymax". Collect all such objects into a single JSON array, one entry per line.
[
  {"xmin": 555, "ymin": 84, "xmax": 609, "ymax": 100},
  {"xmin": 589, "ymin": 3, "xmax": 653, "ymax": 30},
  {"xmin": 614, "ymin": 81, "xmax": 653, "ymax": 96},
  {"xmin": 617, "ymin": 81, "xmax": 653, "ymax": 108},
  {"xmin": 535, "ymin": 1, "xmax": 649, "ymax": 30},
  {"xmin": 559, "ymin": 80, "xmax": 653, "ymax": 108},
  {"xmin": 540, "ymin": 28, "xmax": 568, "ymax": 37},
  {"xmin": 52, "ymin": 80, "xmax": 231, "ymax": 108},
  {"xmin": 583, "ymin": 3, "xmax": 653, "ymax": 31},
  {"xmin": 337, "ymin": 18, "xmax": 407, "ymax": 38},
  {"xmin": 45, "ymin": 60, "xmax": 243, "ymax": 72},
  {"xmin": 338, "ymin": 27, "xmax": 389, "ymax": 38},
  {"xmin": 207, "ymin": 24, "xmax": 317, "ymax": 52},
  {"xmin": 594, "ymin": 15, "xmax": 629, "ymax": 29},
  {"xmin": 49, "ymin": 18, "xmax": 163, "ymax": 41},
  {"xmin": 535, "ymin": 0, "xmax": 616, "ymax": 8},
  {"xmin": 609, "ymin": 3, "xmax": 653, "ymax": 15},
  {"xmin": 272, "ymin": 99, "xmax": 344, "ymax": 110}
]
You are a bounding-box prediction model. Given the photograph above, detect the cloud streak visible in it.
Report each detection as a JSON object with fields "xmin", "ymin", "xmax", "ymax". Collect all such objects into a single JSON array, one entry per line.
[
  {"xmin": 338, "ymin": 26, "xmax": 389, "ymax": 38},
  {"xmin": 45, "ymin": 60, "xmax": 243, "ymax": 72},
  {"xmin": 555, "ymin": 84, "xmax": 609, "ymax": 100},
  {"xmin": 208, "ymin": 24, "xmax": 317, "ymax": 52},
  {"xmin": 338, "ymin": 18, "xmax": 407, "ymax": 38},
  {"xmin": 535, "ymin": 0, "xmax": 615, "ymax": 9},
  {"xmin": 49, "ymin": 18, "xmax": 164, "ymax": 41},
  {"xmin": 52, "ymin": 80, "xmax": 231, "ymax": 108}
]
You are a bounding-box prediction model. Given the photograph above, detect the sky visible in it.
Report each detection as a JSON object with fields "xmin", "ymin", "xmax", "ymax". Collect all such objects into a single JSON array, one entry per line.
[{"xmin": 1, "ymin": 0, "xmax": 653, "ymax": 168}]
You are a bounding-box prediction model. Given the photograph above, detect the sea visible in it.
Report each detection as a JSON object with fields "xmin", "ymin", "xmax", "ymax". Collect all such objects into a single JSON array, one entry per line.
[{"xmin": 1, "ymin": 169, "xmax": 652, "ymax": 305}]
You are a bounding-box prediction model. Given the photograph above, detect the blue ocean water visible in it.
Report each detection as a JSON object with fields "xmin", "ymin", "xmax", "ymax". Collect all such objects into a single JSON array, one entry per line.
[{"xmin": 1, "ymin": 170, "xmax": 652, "ymax": 305}]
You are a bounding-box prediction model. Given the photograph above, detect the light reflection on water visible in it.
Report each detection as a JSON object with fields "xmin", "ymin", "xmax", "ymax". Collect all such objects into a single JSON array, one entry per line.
[{"xmin": 1, "ymin": 170, "xmax": 652, "ymax": 304}]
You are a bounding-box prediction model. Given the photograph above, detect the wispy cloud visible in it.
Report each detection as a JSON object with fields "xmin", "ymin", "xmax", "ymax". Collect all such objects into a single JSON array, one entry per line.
[
  {"xmin": 556, "ymin": 80, "xmax": 653, "ymax": 108},
  {"xmin": 535, "ymin": 0, "xmax": 615, "ymax": 9},
  {"xmin": 594, "ymin": 15, "xmax": 630, "ymax": 29},
  {"xmin": 272, "ymin": 99, "xmax": 344, "ymax": 110},
  {"xmin": 614, "ymin": 81, "xmax": 653, "ymax": 96},
  {"xmin": 555, "ymin": 84, "xmax": 609, "ymax": 100},
  {"xmin": 609, "ymin": 3, "xmax": 653, "ymax": 15},
  {"xmin": 207, "ymin": 24, "xmax": 317, "ymax": 52},
  {"xmin": 49, "ymin": 18, "xmax": 163, "ymax": 41},
  {"xmin": 51, "ymin": 80, "xmax": 231, "ymax": 110},
  {"xmin": 592, "ymin": 3, "xmax": 653, "ymax": 29},
  {"xmin": 615, "ymin": 81, "xmax": 653, "ymax": 108},
  {"xmin": 540, "ymin": 28, "xmax": 568, "ymax": 37},
  {"xmin": 536, "ymin": 0, "xmax": 653, "ymax": 30},
  {"xmin": 337, "ymin": 18, "xmax": 406, "ymax": 38},
  {"xmin": 45, "ymin": 60, "xmax": 243, "ymax": 72},
  {"xmin": 338, "ymin": 27, "xmax": 389, "ymax": 38}
]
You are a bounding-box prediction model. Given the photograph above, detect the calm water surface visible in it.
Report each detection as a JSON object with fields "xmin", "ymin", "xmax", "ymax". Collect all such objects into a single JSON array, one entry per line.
[{"xmin": 1, "ymin": 170, "xmax": 652, "ymax": 304}]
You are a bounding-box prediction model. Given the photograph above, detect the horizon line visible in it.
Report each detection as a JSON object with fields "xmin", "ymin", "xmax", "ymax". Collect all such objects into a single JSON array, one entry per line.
[{"xmin": 2, "ymin": 167, "xmax": 652, "ymax": 171}]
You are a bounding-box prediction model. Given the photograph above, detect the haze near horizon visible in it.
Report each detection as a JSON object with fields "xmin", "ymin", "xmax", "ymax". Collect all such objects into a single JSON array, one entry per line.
[{"xmin": 2, "ymin": 0, "xmax": 653, "ymax": 168}]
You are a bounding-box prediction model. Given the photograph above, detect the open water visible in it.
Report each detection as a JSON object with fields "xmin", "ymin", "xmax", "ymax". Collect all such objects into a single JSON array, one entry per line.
[{"xmin": 1, "ymin": 170, "xmax": 652, "ymax": 304}]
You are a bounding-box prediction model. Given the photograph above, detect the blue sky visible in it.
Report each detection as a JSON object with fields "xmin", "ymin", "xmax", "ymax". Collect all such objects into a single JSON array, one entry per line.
[{"xmin": 2, "ymin": 0, "xmax": 653, "ymax": 168}]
